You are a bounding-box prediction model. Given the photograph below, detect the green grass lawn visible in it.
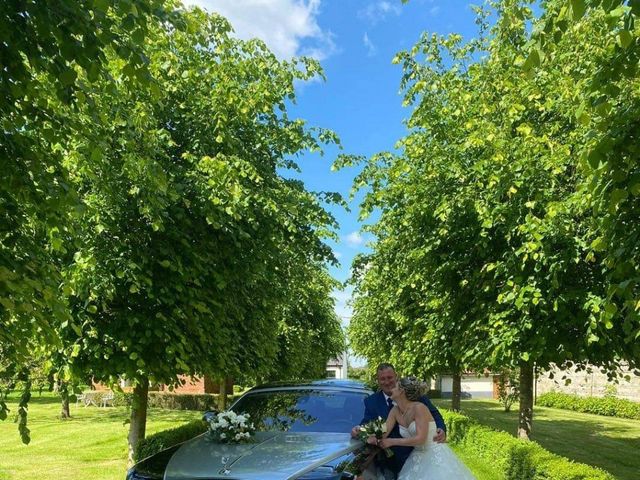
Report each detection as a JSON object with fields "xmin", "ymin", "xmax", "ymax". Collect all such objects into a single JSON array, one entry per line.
[
  {"xmin": 1, "ymin": 393, "xmax": 200, "ymax": 480},
  {"xmin": 8, "ymin": 394, "xmax": 633, "ymax": 480},
  {"xmin": 434, "ymin": 398, "xmax": 640, "ymax": 480}
]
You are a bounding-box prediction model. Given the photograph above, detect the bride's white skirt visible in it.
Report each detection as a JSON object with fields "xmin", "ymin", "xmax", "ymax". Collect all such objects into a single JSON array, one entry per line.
[{"xmin": 397, "ymin": 443, "xmax": 476, "ymax": 479}]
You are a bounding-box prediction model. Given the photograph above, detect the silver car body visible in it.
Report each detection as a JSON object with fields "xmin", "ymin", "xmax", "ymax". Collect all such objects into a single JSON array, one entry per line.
[
  {"xmin": 165, "ymin": 431, "xmax": 359, "ymax": 479},
  {"xmin": 149, "ymin": 380, "xmax": 371, "ymax": 480}
]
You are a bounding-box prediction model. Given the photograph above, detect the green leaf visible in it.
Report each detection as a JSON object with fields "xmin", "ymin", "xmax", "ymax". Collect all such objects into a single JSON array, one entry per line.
[
  {"xmin": 610, "ymin": 188, "xmax": 629, "ymax": 207},
  {"xmin": 59, "ymin": 68, "xmax": 77, "ymax": 86},
  {"xmin": 590, "ymin": 237, "xmax": 606, "ymax": 251},
  {"xmin": 522, "ymin": 48, "xmax": 540, "ymax": 72},
  {"xmin": 571, "ymin": 0, "xmax": 586, "ymax": 21},
  {"xmin": 131, "ymin": 28, "xmax": 146, "ymax": 45},
  {"xmin": 618, "ymin": 30, "xmax": 633, "ymax": 48}
]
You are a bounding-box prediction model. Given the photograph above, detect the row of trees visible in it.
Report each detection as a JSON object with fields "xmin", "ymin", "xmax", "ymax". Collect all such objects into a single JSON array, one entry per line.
[
  {"xmin": 345, "ymin": 0, "xmax": 640, "ymax": 439},
  {"xmin": 1, "ymin": 0, "xmax": 344, "ymax": 461}
]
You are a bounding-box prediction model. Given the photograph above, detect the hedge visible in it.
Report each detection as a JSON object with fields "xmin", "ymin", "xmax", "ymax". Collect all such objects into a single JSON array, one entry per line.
[
  {"xmin": 79, "ymin": 390, "xmax": 239, "ymax": 411},
  {"xmin": 537, "ymin": 392, "xmax": 640, "ymax": 420},
  {"xmin": 135, "ymin": 419, "xmax": 208, "ymax": 462},
  {"xmin": 442, "ymin": 410, "xmax": 614, "ymax": 480}
]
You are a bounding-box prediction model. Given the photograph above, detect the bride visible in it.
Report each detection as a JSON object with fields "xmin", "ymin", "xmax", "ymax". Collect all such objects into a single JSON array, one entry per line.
[{"xmin": 364, "ymin": 377, "xmax": 475, "ymax": 480}]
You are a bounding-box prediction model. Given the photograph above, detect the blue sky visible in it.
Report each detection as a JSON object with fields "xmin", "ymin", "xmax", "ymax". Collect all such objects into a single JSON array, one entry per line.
[{"xmin": 184, "ymin": 0, "xmax": 482, "ymax": 332}]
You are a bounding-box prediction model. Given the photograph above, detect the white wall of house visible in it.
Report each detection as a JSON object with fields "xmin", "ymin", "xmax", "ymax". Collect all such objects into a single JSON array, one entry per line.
[
  {"xmin": 440, "ymin": 374, "xmax": 495, "ymax": 399},
  {"xmin": 537, "ymin": 364, "xmax": 640, "ymax": 402},
  {"xmin": 326, "ymin": 352, "xmax": 348, "ymax": 379}
]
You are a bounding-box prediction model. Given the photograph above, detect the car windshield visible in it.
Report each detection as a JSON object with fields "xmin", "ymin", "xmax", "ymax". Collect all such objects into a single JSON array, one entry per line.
[{"xmin": 230, "ymin": 389, "xmax": 367, "ymax": 433}]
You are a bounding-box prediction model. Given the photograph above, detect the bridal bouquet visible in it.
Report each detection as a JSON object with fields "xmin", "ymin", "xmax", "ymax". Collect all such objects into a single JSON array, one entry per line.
[
  {"xmin": 356, "ymin": 416, "xmax": 393, "ymax": 458},
  {"xmin": 206, "ymin": 410, "xmax": 255, "ymax": 444}
]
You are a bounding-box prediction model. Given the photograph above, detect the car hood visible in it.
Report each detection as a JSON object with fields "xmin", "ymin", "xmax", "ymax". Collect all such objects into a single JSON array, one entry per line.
[{"xmin": 164, "ymin": 431, "xmax": 359, "ymax": 480}]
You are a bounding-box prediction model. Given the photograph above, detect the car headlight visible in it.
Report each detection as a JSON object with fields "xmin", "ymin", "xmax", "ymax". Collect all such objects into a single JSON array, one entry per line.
[{"xmin": 125, "ymin": 444, "xmax": 181, "ymax": 480}]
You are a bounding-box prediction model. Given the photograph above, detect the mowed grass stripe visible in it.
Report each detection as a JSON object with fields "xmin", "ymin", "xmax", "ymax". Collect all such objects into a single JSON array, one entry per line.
[{"xmin": 1, "ymin": 394, "xmax": 200, "ymax": 480}]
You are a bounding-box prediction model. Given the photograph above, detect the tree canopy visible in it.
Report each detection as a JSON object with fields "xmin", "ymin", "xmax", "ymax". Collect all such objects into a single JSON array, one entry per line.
[
  {"xmin": 344, "ymin": 0, "xmax": 640, "ymax": 438},
  {"xmin": 1, "ymin": 2, "xmax": 344, "ymax": 450}
]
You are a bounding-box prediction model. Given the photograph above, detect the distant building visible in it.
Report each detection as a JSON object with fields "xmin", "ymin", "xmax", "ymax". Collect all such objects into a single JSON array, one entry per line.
[
  {"xmin": 96, "ymin": 375, "xmax": 232, "ymax": 394},
  {"xmin": 536, "ymin": 363, "xmax": 640, "ymax": 402},
  {"xmin": 435, "ymin": 372, "xmax": 499, "ymax": 399},
  {"xmin": 326, "ymin": 352, "xmax": 348, "ymax": 379}
]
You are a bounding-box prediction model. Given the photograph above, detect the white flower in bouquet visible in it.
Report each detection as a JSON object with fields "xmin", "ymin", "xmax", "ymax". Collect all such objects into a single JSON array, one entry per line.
[
  {"xmin": 357, "ymin": 417, "xmax": 393, "ymax": 458},
  {"xmin": 207, "ymin": 410, "xmax": 256, "ymax": 444}
]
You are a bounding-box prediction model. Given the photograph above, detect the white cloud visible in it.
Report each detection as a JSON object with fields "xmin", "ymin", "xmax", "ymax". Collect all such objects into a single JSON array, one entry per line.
[
  {"xmin": 184, "ymin": 0, "xmax": 337, "ymax": 60},
  {"xmin": 429, "ymin": 5, "xmax": 441, "ymax": 16},
  {"xmin": 345, "ymin": 231, "xmax": 364, "ymax": 247},
  {"xmin": 363, "ymin": 32, "xmax": 377, "ymax": 57},
  {"xmin": 358, "ymin": 1, "xmax": 402, "ymax": 25},
  {"xmin": 333, "ymin": 250, "xmax": 343, "ymax": 260}
]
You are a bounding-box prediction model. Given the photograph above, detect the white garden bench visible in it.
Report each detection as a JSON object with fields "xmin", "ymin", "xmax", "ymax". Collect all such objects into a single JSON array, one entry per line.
[{"xmin": 100, "ymin": 391, "xmax": 115, "ymax": 407}]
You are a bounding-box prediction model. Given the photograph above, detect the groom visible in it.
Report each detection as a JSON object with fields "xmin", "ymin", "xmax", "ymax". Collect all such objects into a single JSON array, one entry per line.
[{"xmin": 351, "ymin": 363, "xmax": 446, "ymax": 477}]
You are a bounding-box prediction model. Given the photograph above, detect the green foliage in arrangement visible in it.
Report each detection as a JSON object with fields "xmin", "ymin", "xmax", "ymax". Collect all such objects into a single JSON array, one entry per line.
[
  {"xmin": 441, "ymin": 410, "xmax": 615, "ymax": 480},
  {"xmin": 537, "ymin": 391, "xmax": 640, "ymax": 420},
  {"xmin": 134, "ymin": 419, "xmax": 208, "ymax": 462}
]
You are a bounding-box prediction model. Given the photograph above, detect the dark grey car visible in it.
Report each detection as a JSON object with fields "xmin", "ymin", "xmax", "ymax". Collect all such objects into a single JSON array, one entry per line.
[{"xmin": 126, "ymin": 379, "xmax": 372, "ymax": 480}]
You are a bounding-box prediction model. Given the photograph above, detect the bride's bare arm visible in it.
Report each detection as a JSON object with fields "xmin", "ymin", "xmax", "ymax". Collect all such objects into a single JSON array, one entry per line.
[{"xmin": 380, "ymin": 404, "xmax": 431, "ymax": 448}]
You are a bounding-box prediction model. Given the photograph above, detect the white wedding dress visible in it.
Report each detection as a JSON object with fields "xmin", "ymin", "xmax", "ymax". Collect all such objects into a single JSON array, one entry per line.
[{"xmin": 396, "ymin": 420, "xmax": 476, "ymax": 479}]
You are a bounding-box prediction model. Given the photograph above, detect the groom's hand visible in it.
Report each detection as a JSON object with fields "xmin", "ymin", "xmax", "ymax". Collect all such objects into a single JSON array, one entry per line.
[
  {"xmin": 351, "ymin": 426, "xmax": 360, "ymax": 438},
  {"xmin": 433, "ymin": 428, "xmax": 446, "ymax": 443}
]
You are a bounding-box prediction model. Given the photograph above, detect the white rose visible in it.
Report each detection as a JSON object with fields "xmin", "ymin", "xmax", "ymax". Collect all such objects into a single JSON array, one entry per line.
[
  {"xmin": 220, "ymin": 433, "xmax": 226, "ymax": 439},
  {"xmin": 234, "ymin": 433, "xmax": 241, "ymax": 441}
]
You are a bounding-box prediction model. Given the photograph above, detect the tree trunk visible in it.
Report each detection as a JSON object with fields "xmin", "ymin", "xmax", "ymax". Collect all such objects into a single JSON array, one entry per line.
[
  {"xmin": 127, "ymin": 378, "xmax": 149, "ymax": 466},
  {"xmin": 60, "ymin": 393, "xmax": 71, "ymax": 419},
  {"xmin": 58, "ymin": 381, "xmax": 71, "ymax": 419},
  {"xmin": 451, "ymin": 372, "xmax": 462, "ymax": 412},
  {"xmin": 518, "ymin": 360, "xmax": 534, "ymax": 440},
  {"xmin": 217, "ymin": 377, "xmax": 227, "ymax": 411}
]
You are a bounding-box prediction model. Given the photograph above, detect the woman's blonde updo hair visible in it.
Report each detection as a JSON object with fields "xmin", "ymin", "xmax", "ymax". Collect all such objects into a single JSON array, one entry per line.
[{"xmin": 399, "ymin": 376, "xmax": 426, "ymax": 401}]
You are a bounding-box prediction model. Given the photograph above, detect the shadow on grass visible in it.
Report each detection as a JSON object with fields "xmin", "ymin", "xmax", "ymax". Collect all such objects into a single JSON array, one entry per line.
[
  {"xmin": 30, "ymin": 394, "xmax": 66, "ymax": 405},
  {"xmin": 57, "ymin": 406, "xmax": 202, "ymax": 425}
]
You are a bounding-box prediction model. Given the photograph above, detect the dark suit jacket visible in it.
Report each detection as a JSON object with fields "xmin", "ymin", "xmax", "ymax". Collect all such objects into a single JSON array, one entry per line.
[{"xmin": 360, "ymin": 391, "xmax": 446, "ymax": 474}]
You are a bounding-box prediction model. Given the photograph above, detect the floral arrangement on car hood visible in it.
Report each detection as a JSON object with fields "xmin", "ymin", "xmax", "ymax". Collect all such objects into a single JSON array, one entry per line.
[{"xmin": 206, "ymin": 410, "xmax": 256, "ymax": 443}]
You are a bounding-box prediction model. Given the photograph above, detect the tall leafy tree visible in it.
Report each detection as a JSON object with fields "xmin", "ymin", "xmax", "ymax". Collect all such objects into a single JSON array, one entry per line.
[
  {"xmin": 346, "ymin": 0, "xmax": 640, "ymax": 439},
  {"xmin": 0, "ymin": 0, "xmax": 182, "ymax": 442},
  {"xmin": 54, "ymin": 8, "xmax": 342, "ymax": 461}
]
